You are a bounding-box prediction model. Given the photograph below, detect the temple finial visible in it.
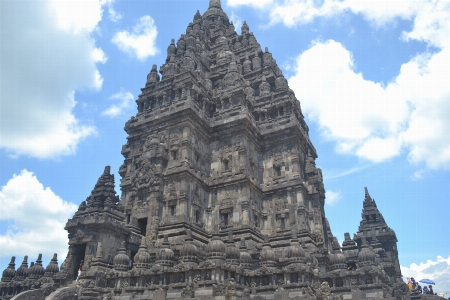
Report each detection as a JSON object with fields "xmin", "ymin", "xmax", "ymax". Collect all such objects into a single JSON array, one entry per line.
[
  {"xmin": 209, "ymin": 0, "xmax": 221, "ymax": 9},
  {"xmin": 364, "ymin": 187, "xmax": 371, "ymax": 201}
]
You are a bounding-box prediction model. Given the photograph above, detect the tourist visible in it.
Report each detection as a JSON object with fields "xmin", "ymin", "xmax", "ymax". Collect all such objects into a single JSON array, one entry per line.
[
  {"xmin": 428, "ymin": 285, "xmax": 434, "ymax": 295},
  {"xmin": 423, "ymin": 286, "xmax": 429, "ymax": 294},
  {"xmin": 76, "ymin": 268, "xmax": 81, "ymax": 282},
  {"xmin": 416, "ymin": 283, "xmax": 422, "ymax": 294},
  {"xmin": 407, "ymin": 277, "xmax": 413, "ymax": 290},
  {"xmin": 411, "ymin": 277, "xmax": 417, "ymax": 288}
]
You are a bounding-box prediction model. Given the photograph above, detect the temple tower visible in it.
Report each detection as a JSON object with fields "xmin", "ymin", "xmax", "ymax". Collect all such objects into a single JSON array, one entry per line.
[
  {"xmin": 41, "ymin": 1, "xmax": 405, "ymax": 299},
  {"xmin": 118, "ymin": 0, "xmax": 328, "ymax": 256},
  {"xmin": 353, "ymin": 187, "xmax": 402, "ymax": 281}
]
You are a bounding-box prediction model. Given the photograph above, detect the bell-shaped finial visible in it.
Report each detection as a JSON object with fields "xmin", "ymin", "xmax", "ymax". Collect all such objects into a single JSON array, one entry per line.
[
  {"xmin": 242, "ymin": 21, "xmax": 249, "ymax": 34},
  {"xmin": 209, "ymin": 0, "xmax": 221, "ymax": 9}
]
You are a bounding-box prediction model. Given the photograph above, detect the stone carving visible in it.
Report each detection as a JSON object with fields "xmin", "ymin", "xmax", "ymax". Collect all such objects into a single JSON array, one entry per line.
[
  {"xmin": 213, "ymin": 281, "xmax": 225, "ymax": 296},
  {"xmin": 303, "ymin": 286, "xmax": 315, "ymax": 297},
  {"xmin": 315, "ymin": 281, "xmax": 332, "ymax": 299},
  {"xmin": 181, "ymin": 283, "xmax": 195, "ymax": 298},
  {"xmin": 225, "ymin": 278, "xmax": 236, "ymax": 296},
  {"xmin": 133, "ymin": 160, "xmax": 159, "ymax": 191},
  {"xmin": 5, "ymin": 2, "xmax": 404, "ymax": 300},
  {"xmin": 274, "ymin": 196, "xmax": 287, "ymax": 212},
  {"xmin": 392, "ymin": 281, "xmax": 410, "ymax": 300}
]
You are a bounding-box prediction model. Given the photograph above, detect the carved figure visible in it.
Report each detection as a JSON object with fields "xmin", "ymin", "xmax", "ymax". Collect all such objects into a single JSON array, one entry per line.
[
  {"xmin": 315, "ymin": 281, "xmax": 332, "ymax": 299},
  {"xmin": 225, "ymin": 278, "xmax": 236, "ymax": 296},
  {"xmin": 213, "ymin": 282, "xmax": 225, "ymax": 296},
  {"xmin": 181, "ymin": 283, "xmax": 195, "ymax": 298}
]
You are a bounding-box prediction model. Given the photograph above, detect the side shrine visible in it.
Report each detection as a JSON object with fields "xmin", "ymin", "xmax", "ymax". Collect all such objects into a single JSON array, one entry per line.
[{"xmin": 1, "ymin": 1, "xmax": 423, "ymax": 299}]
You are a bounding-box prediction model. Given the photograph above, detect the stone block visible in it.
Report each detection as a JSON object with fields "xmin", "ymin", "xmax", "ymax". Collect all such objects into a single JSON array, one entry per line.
[
  {"xmin": 366, "ymin": 291, "xmax": 382, "ymax": 298},
  {"xmin": 153, "ymin": 289, "xmax": 166, "ymax": 300},
  {"xmin": 195, "ymin": 289, "xmax": 213, "ymax": 297},
  {"xmin": 288, "ymin": 291, "xmax": 304, "ymax": 298},
  {"xmin": 274, "ymin": 290, "xmax": 289, "ymax": 299}
]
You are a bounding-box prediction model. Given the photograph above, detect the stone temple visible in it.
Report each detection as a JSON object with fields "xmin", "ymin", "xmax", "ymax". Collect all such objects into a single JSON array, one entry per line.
[{"xmin": 2, "ymin": 1, "xmax": 428, "ymax": 299}]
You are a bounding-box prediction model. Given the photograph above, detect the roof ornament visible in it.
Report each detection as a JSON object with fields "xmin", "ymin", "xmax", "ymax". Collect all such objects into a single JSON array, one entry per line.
[
  {"xmin": 364, "ymin": 187, "xmax": 371, "ymax": 202},
  {"xmin": 209, "ymin": 0, "xmax": 221, "ymax": 9},
  {"xmin": 241, "ymin": 21, "xmax": 249, "ymax": 34}
]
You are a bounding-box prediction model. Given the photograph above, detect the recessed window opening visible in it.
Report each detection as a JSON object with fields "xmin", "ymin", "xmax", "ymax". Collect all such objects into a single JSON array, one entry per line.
[
  {"xmin": 223, "ymin": 213, "xmax": 229, "ymax": 226},
  {"xmin": 170, "ymin": 205, "xmax": 176, "ymax": 216},
  {"xmin": 138, "ymin": 218, "xmax": 148, "ymax": 236},
  {"xmin": 171, "ymin": 150, "xmax": 178, "ymax": 160}
]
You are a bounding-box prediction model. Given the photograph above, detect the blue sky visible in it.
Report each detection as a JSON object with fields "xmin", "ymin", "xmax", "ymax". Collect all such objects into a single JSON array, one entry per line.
[{"xmin": 1, "ymin": 0, "xmax": 449, "ymax": 295}]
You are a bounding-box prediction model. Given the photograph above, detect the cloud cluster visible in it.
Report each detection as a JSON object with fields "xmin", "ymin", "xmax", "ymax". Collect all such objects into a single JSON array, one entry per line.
[
  {"xmin": 325, "ymin": 190, "xmax": 342, "ymax": 206},
  {"xmin": 289, "ymin": 41, "xmax": 449, "ymax": 170},
  {"xmin": 401, "ymin": 255, "xmax": 450, "ymax": 297},
  {"xmin": 0, "ymin": 170, "xmax": 77, "ymax": 263},
  {"xmin": 102, "ymin": 90, "xmax": 135, "ymax": 117},
  {"xmin": 226, "ymin": 0, "xmax": 432, "ymax": 28},
  {"xmin": 0, "ymin": 0, "xmax": 110, "ymax": 158},
  {"xmin": 227, "ymin": 0, "xmax": 450, "ymax": 171},
  {"xmin": 102, "ymin": 0, "xmax": 123, "ymax": 22},
  {"xmin": 112, "ymin": 15, "xmax": 159, "ymax": 60}
]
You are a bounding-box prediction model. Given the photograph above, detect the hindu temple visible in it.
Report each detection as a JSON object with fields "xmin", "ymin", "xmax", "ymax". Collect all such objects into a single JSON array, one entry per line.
[{"xmin": 2, "ymin": 1, "xmax": 423, "ymax": 299}]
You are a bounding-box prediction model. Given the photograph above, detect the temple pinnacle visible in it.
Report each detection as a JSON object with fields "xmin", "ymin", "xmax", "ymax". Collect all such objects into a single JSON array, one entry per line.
[
  {"xmin": 364, "ymin": 186, "xmax": 371, "ymax": 201},
  {"xmin": 209, "ymin": 0, "xmax": 221, "ymax": 9}
]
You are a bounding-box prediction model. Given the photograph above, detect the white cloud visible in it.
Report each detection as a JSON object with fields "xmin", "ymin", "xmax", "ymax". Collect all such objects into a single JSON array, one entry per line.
[
  {"xmin": 226, "ymin": 0, "xmax": 419, "ymax": 28},
  {"xmin": 0, "ymin": 0, "xmax": 109, "ymax": 159},
  {"xmin": 323, "ymin": 165, "xmax": 369, "ymax": 180},
  {"xmin": 102, "ymin": 90, "xmax": 135, "ymax": 117},
  {"xmin": 92, "ymin": 47, "xmax": 109, "ymax": 64},
  {"xmin": 325, "ymin": 190, "xmax": 342, "ymax": 206},
  {"xmin": 112, "ymin": 15, "xmax": 159, "ymax": 60},
  {"xmin": 230, "ymin": 11, "xmax": 243, "ymax": 33},
  {"xmin": 101, "ymin": 0, "xmax": 123, "ymax": 22},
  {"xmin": 229, "ymin": 0, "xmax": 450, "ymax": 171},
  {"xmin": 412, "ymin": 169, "xmax": 428, "ymax": 180},
  {"xmin": 50, "ymin": 0, "xmax": 103, "ymax": 33},
  {"xmin": 289, "ymin": 40, "xmax": 408, "ymax": 162},
  {"xmin": 401, "ymin": 255, "xmax": 450, "ymax": 297},
  {"xmin": 401, "ymin": 0, "xmax": 450, "ymax": 48},
  {"xmin": 227, "ymin": 0, "xmax": 449, "ymax": 48},
  {"xmin": 288, "ymin": 39, "xmax": 450, "ymax": 170},
  {"xmin": 0, "ymin": 170, "xmax": 77, "ymax": 263},
  {"xmin": 227, "ymin": 0, "xmax": 273, "ymax": 10}
]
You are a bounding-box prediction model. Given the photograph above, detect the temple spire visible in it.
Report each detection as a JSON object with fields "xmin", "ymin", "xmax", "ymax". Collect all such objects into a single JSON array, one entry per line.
[{"xmin": 359, "ymin": 187, "xmax": 386, "ymax": 230}]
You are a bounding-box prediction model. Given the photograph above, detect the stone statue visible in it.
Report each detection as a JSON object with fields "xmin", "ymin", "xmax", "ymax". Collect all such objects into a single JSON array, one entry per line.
[
  {"xmin": 225, "ymin": 278, "xmax": 236, "ymax": 296},
  {"xmin": 315, "ymin": 281, "xmax": 332, "ymax": 299}
]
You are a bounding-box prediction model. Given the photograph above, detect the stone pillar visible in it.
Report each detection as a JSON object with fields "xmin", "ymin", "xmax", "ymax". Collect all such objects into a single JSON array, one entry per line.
[
  {"xmin": 238, "ymin": 148, "xmax": 247, "ymax": 171},
  {"xmin": 179, "ymin": 180, "xmax": 188, "ymax": 217},
  {"xmin": 180, "ymin": 127, "xmax": 190, "ymax": 165},
  {"xmin": 291, "ymin": 152, "xmax": 300, "ymax": 178}
]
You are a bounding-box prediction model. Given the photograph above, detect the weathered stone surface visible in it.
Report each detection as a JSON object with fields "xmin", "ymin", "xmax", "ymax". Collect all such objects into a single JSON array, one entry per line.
[
  {"xmin": 3, "ymin": 1, "xmax": 407, "ymax": 300},
  {"xmin": 46, "ymin": 286, "xmax": 77, "ymax": 300}
]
